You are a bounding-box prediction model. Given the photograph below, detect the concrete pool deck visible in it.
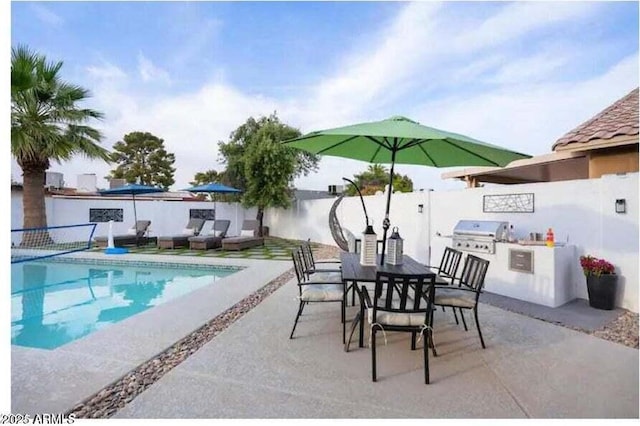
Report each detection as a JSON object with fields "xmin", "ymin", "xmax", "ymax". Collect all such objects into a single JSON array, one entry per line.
[
  {"xmin": 11, "ymin": 252, "xmax": 291, "ymax": 414},
  {"xmin": 116, "ymin": 277, "xmax": 639, "ymax": 419}
]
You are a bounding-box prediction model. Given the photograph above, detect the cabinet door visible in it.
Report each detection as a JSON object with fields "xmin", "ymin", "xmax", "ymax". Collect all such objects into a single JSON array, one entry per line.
[{"xmin": 509, "ymin": 249, "xmax": 534, "ymax": 273}]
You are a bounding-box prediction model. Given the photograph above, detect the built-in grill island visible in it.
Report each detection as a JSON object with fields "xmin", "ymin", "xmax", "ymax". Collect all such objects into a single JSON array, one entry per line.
[
  {"xmin": 435, "ymin": 219, "xmax": 575, "ymax": 308},
  {"xmin": 452, "ymin": 220, "xmax": 509, "ymax": 254}
]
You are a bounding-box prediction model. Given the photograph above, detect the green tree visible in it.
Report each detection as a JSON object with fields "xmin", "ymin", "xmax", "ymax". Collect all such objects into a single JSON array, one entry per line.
[
  {"xmin": 218, "ymin": 113, "xmax": 319, "ymax": 234},
  {"xmin": 11, "ymin": 45, "xmax": 110, "ymax": 240},
  {"xmin": 190, "ymin": 169, "xmax": 220, "ymax": 186},
  {"xmin": 188, "ymin": 169, "xmax": 238, "ymax": 202},
  {"xmin": 107, "ymin": 131, "xmax": 176, "ymax": 189},
  {"xmin": 345, "ymin": 164, "xmax": 413, "ymax": 196}
]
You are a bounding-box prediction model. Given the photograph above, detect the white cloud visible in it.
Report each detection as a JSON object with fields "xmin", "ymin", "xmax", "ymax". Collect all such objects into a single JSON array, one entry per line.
[
  {"xmin": 137, "ymin": 54, "xmax": 171, "ymax": 85},
  {"xmin": 10, "ymin": 2, "xmax": 638, "ymax": 194},
  {"xmin": 29, "ymin": 4, "xmax": 63, "ymax": 27}
]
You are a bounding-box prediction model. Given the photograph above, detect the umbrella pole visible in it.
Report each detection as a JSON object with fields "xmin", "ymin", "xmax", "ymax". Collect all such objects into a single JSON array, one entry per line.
[
  {"xmin": 380, "ymin": 148, "xmax": 396, "ymax": 265},
  {"xmin": 133, "ymin": 192, "xmax": 139, "ymax": 247}
]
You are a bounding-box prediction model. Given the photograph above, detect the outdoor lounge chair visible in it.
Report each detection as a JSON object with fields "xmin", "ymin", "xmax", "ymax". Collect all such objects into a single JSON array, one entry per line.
[
  {"xmin": 94, "ymin": 220, "xmax": 152, "ymax": 248},
  {"xmin": 221, "ymin": 219, "xmax": 264, "ymax": 251},
  {"xmin": 188, "ymin": 220, "xmax": 231, "ymax": 250},
  {"xmin": 156, "ymin": 218, "xmax": 206, "ymax": 249}
]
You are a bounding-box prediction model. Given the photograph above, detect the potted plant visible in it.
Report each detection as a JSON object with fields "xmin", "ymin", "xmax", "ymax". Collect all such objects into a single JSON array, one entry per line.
[{"xmin": 580, "ymin": 255, "xmax": 618, "ymax": 310}]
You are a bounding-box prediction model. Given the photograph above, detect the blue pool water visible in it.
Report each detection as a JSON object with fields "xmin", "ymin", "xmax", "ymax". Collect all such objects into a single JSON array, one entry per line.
[{"xmin": 11, "ymin": 259, "xmax": 240, "ymax": 349}]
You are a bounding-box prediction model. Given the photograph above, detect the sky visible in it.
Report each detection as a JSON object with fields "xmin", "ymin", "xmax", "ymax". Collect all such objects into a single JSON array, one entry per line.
[{"xmin": 8, "ymin": 1, "xmax": 640, "ymax": 192}]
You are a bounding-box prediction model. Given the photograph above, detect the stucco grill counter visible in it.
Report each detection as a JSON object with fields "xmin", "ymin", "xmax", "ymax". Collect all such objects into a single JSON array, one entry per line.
[{"xmin": 444, "ymin": 220, "xmax": 576, "ymax": 308}]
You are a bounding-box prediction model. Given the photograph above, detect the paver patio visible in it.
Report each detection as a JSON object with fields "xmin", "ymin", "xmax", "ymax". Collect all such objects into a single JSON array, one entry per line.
[{"xmin": 116, "ymin": 277, "xmax": 639, "ymax": 418}]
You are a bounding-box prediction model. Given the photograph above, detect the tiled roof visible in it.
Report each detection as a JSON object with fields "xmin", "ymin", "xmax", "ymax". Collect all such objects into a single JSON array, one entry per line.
[{"xmin": 553, "ymin": 88, "xmax": 639, "ymax": 150}]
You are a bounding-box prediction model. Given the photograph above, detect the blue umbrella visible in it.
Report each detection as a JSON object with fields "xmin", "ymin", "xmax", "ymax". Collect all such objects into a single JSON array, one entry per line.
[
  {"xmin": 182, "ymin": 183, "xmax": 242, "ymax": 194},
  {"xmin": 99, "ymin": 184, "xmax": 165, "ymax": 245},
  {"xmin": 182, "ymin": 183, "xmax": 242, "ymax": 220}
]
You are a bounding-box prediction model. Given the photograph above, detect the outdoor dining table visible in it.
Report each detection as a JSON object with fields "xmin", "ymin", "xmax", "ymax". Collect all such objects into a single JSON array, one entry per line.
[{"xmin": 340, "ymin": 252, "xmax": 443, "ymax": 351}]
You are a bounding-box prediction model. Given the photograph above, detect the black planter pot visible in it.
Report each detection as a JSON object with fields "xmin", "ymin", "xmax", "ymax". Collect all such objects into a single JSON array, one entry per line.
[{"xmin": 586, "ymin": 274, "xmax": 618, "ymax": 310}]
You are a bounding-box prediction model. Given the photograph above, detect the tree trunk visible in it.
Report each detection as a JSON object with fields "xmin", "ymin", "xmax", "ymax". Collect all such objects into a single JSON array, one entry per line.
[
  {"xmin": 256, "ymin": 208, "xmax": 264, "ymax": 237},
  {"xmin": 20, "ymin": 168, "xmax": 53, "ymax": 247}
]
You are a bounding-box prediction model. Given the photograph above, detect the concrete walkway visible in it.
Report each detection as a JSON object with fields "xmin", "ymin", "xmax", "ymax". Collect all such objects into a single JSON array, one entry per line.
[
  {"xmin": 117, "ymin": 279, "xmax": 639, "ymax": 418},
  {"xmin": 12, "ymin": 253, "xmax": 291, "ymax": 414}
]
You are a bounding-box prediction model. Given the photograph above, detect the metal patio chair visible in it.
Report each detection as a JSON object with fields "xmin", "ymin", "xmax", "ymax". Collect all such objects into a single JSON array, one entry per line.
[
  {"xmin": 362, "ymin": 271, "xmax": 437, "ymax": 384},
  {"xmin": 433, "ymin": 254, "xmax": 490, "ymax": 349},
  {"xmin": 289, "ymin": 248, "xmax": 346, "ymax": 343}
]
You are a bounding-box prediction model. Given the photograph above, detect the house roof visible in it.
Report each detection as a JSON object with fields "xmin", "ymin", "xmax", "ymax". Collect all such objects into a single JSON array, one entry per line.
[{"xmin": 553, "ymin": 88, "xmax": 639, "ymax": 150}]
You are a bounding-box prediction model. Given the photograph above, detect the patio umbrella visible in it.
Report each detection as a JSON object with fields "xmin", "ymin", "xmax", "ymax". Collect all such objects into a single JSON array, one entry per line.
[
  {"xmin": 182, "ymin": 182, "xmax": 242, "ymax": 220},
  {"xmin": 283, "ymin": 115, "xmax": 531, "ymax": 264},
  {"xmin": 99, "ymin": 184, "xmax": 165, "ymax": 245}
]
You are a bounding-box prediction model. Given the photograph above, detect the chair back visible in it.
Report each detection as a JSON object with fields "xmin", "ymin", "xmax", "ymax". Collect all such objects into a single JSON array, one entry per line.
[
  {"xmin": 458, "ymin": 255, "xmax": 490, "ymax": 297},
  {"xmin": 133, "ymin": 220, "xmax": 151, "ymax": 237},
  {"xmin": 438, "ymin": 247, "xmax": 463, "ymax": 280},
  {"xmin": 186, "ymin": 218, "xmax": 206, "ymax": 235},
  {"xmin": 301, "ymin": 240, "xmax": 315, "ymax": 271},
  {"xmin": 371, "ymin": 271, "xmax": 435, "ymax": 324},
  {"xmin": 241, "ymin": 219, "xmax": 260, "ymax": 236},
  {"xmin": 213, "ymin": 220, "xmax": 231, "ymax": 237},
  {"xmin": 291, "ymin": 248, "xmax": 306, "ymax": 288}
]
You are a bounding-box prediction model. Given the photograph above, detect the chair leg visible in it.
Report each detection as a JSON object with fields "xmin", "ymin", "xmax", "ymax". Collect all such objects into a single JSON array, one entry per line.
[
  {"xmin": 351, "ymin": 284, "xmax": 356, "ymax": 306},
  {"xmin": 429, "ymin": 309, "xmax": 437, "ymax": 357},
  {"xmin": 371, "ymin": 328, "xmax": 377, "ymax": 382},
  {"xmin": 423, "ymin": 330, "xmax": 430, "ymax": 385},
  {"xmin": 441, "ymin": 306, "xmax": 446, "ymax": 312},
  {"xmin": 452, "ymin": 306, "xmax": 459, "ymax": 325},
  {"xmin": 342, "ymin": 299, "xmax": 346, "ymax": 344},
  {"xmin": 289, "ymin": 301, "xmax": 306, "ymax": 339},
  {"xmin": 474, "ymin": 307, "xmax": 486, "ymax": 349},
  {"xmin": 459, "ymin": 308, "xmax": 468, "ymax": 331},
  {"xmin": 411, "ymin": 331, "xmax": 417, "ymax": 350}
]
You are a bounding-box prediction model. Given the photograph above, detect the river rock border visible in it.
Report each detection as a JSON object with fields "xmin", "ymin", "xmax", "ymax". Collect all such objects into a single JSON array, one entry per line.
[{"xmin": 67, "ymin": 267, "xmax": 295, "ymax": 419}]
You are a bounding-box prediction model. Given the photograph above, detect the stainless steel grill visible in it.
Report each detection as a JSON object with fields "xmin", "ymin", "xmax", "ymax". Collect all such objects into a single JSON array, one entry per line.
[{"xmin": 452, "ymin": 220, "xmax": 509, "ymax": 254}]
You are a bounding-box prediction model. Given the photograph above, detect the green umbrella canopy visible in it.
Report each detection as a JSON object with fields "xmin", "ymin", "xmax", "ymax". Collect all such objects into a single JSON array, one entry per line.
[
  {"xmin": 283, "ymin": 116, "xmax": 531, "ymax": 265},
  {"xmin": 283, "ymin": 115, "xmax": 530, "ymax": 167}
]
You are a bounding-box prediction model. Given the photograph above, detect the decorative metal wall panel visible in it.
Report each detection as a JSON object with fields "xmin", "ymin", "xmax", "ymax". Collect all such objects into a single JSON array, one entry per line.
[
  {"xmin": 90, "ymin": 208, "xmax": 123, "ymax": 222},
  {"xmin": 190, "ymin": 209, "xmax": 215, "ymax": 220},
  {"xmin": 483, "ymin": 193, "xmax": 534, "ymax": 213}
]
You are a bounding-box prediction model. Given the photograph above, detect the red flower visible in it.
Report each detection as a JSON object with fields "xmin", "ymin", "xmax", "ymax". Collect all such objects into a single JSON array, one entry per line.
[{"xmin": 579, "ymin": 255, "xmax": 615, "ymax": 277}]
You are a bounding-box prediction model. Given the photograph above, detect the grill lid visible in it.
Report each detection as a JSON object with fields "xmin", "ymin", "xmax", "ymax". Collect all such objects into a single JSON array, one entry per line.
[{"xmin": 453, "ymin": 220, "xmax": 509, "ymax": 238}]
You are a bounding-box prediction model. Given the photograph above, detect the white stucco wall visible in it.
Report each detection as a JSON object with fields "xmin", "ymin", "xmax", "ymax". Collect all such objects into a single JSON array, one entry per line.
[
  {"xmin": 265, "ymin": 173, "xmax": 639, "ymax": 312},
  {"xmin": 11, "ymin": 195, "xmax": 257, "ymax": 246}
]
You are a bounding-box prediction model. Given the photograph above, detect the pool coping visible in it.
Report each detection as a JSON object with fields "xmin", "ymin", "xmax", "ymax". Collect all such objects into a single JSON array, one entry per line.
[{"xmin": 11, "ymin": 252, "xmax": 291, "ymax": 414}]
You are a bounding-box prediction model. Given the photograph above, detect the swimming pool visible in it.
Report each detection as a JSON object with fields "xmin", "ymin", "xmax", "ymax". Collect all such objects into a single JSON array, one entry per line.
[{"xmin": 11, "ymin": 259, "xmax": 241, "ymax": 349}]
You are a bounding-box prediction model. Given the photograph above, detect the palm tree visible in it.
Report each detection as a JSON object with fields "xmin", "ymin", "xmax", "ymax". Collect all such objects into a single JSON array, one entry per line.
[{"xmin": 11, "ymin": 45, "xmax": 111, "ymax": 245}]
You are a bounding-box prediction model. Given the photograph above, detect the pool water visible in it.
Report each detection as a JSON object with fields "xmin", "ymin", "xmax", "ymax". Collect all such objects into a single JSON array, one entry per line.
[{"xmin": 11, "ymin": 260, "xmax": 239, "ymax": 349}]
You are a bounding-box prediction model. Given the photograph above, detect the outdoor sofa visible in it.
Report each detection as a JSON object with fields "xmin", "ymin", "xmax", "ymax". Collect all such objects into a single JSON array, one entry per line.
[
  {"xmin": 157, "ymin": 218, "xmax": 206, "ymax": 249},
  {"xmin": 188, "ymin": 220, "xmax": 231, "ymax": 250},
  {"xmin": 94, "ymin": 220, "xmax": 152, "ymax": 248},
  {"xmin": 221, "ymin": 219, "xmax": 264, "ymax": 251}
]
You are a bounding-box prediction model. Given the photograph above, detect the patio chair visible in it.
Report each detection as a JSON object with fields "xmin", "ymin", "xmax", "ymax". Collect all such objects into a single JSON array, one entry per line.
[
  {"xmin": 289, "ymin": 248, "xmax": 346, "ymax": 343},
  {"xmin": 362, "ymin": 271, "xmax": 436, "ymax": 384},
  {"xmin": 188, "ymin": 220, "xmax": 231, "ymax": 250},
  {"xmin": 425, "ymin": 246, "xmax": 464, "ymax": 321},
  {"xmin": 426, "ymin": 246, "xmax": 463, "ymax": 285},
  {"xmin": 300, "ymin": 240, "xmax": 341, "ymax": 282},
  {"xmin": 94, "ymin": 220, "xmax": 152, "ymax": 248},
  {"xmin": 221, "ymin": 219, "xmax": 264, "ymax": 251},
  {"xmin": 433, "ymin": 254, "xmax": 490, "ymax": 349},
  {"xmin": 156, "ymin": 218, "xmax": 206, "ymax": 249}
]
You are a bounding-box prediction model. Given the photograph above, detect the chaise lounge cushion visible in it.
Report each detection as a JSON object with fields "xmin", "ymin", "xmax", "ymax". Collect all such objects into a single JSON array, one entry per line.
[
  {"xmin": 94, "ymin": 220, "xmax": 152, "ymax": 247},
  {"xmin": 188, "ymin": 220, "xmax": 231, "ymax": 250},
  {"xmin": 221, "ymin": 219, "xmax": 264, "ymax": 251}
]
